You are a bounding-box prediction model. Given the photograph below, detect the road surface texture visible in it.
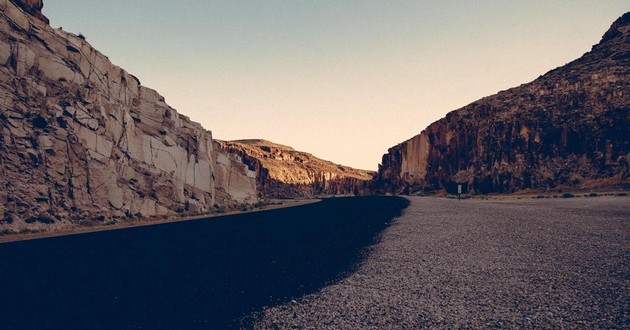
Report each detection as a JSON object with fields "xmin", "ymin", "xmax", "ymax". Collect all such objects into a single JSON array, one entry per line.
[{"xmin": 254, "ymin": 196, "xmax": 630, "ymax": 329}]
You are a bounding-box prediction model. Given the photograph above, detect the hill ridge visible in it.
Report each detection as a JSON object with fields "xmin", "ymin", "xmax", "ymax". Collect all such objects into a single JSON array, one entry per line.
[{"xmin": 376, "ymin": 12, "xmax": 630, "ymax": 194}]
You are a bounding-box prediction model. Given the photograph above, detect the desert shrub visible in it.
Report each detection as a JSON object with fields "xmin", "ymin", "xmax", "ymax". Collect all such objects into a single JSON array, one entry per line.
[
  {"xmin": 253, "ymin": 201, "xmax": 270, "ymax": 208},
  {"xmin": 0, "ymin": 229, "xmax": 14, "ymax": 236},
  {"xmin": 25, "ymin": 216, "xmax": 54, "ymax": 224},
  {"xmin": 213, "ymin": 205, "xmax": 226, "ymax": 214},
  {"xmin": 561, "ymin": 193, "xmax": 575, "ymax": 198},
  {"xmin": 617, "ymin": 192, "xmax": 628, "ymax": 197},
  {"xmin": 1, "ymin": 214, "xmax": 14, "ymax": 224},
  {"xmin": 80, "ymin": 220, "xmax": 98, "ymax": 227}
]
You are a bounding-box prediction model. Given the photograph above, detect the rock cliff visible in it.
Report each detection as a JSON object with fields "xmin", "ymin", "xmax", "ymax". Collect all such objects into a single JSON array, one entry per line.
[
  {"xmin": 216, "ymin": 139, "xmax": 374, "ymax": 198},
  {"xmin": 0, "ymin": 0, "xmax": 256, "ymax": 232},
  {"xmin": 376, "ymin": 13, "xmax": 630, "ymax": 194},
  {"xmin": 213, "ymin": 141, "xmax": 257, "ymax": 206}
]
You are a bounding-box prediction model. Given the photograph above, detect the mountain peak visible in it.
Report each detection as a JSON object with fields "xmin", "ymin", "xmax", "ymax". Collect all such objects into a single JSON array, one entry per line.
[{"xmin": 600, "ymin": 12, "xmax": 630, "ymax": 44}]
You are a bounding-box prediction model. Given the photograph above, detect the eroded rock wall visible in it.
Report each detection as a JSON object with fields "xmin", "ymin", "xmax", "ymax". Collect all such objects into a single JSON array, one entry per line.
[
  {"xmin": 0, "ymin": 0, "xmax": 256, "ymax": 231},
  {"xmin": 213, "ymin": 141, "xmax": 257, "ymax": 206},
  {"xmin": 217, "ymin": 140, "xmax": 373, "ymax": 198},
  {"xmin": 376, "ymin": 13, "xmax": 630, "ymax": 194}
]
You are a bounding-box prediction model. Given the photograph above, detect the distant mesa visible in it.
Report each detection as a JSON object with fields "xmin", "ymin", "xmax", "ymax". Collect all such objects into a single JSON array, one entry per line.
[
  {"xmin": 375, "ymin": 12, "xmax": 630, "ymax": 195},
  {"xmin": 216, "ymin": 139, "xmax": 374, "ymax": 199},
  {"xmin": 231, "ymin": 139, "xmax": 297, "ymax": 151}
]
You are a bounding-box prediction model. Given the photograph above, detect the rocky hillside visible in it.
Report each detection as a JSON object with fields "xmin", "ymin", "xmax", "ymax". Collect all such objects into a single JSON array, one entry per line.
[
  {"xmin": 376, "ymin": 13, "xmax": 630, "ymax": 195},
  {"xmin": 216, "ymin": 139, "xmax": 374, "ymax": 198},
  {"xmin": 0, "ymin": 0, "xmax": 256, "ymax": 232}
]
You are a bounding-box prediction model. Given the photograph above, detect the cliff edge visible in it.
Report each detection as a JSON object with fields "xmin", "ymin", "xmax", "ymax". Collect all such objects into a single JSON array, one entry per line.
[
  {"xmin": 0, "ymin": 0, "xmax": 256, "ymax": 232},
  {"xmin": 217, "ymin": 139, "xmax": 374, "ymax": 198},
  {"xmin": 376, "ymin": 13, "xmax": 630, "ymax": 195}
]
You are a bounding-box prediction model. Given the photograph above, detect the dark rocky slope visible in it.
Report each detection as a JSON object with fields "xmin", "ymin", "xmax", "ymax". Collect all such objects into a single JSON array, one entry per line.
[
  {"xmin": 376, "ymin": 13, "xmax": 630, "ymax": 194},
  {"xmin": 217, "ymin": 139, "xmax": 374, "ymax": 198}
]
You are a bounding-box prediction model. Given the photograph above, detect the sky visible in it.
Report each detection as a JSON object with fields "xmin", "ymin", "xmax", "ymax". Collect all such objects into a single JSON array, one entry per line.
[{"xmin": 42, "ymin": 1, "xmax": 628, "ymax": 170}]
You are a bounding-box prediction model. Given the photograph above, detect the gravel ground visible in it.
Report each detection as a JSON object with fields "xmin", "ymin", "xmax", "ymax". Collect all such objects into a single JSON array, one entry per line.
[{"xmin": 253, "ymin": 196, "xmax": 630, "ymax": 329}]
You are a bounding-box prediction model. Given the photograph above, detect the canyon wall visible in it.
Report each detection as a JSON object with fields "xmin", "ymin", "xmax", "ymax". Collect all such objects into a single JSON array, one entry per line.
[
  {"xmin": 0, "ymin": 0, "xmax": 256, "ymax": 232},
  {"xmin": 213, "ymin": 142, "xmax": 258, "ymax": 206},
  {"xmin": 376, "ymin": 13, "xmax": 630, "ymax": 194},
  {"xmin": 216, "ymin": 140, "xmax": 374, "ymax": 198}
]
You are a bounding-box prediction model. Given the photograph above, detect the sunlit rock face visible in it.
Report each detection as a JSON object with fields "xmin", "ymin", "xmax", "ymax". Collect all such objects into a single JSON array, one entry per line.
[
  {"xmin": 0, "ymin": 0, "xmax": 256, "ymax": 231},
  {"xmin": 376, "ymin": 13, "xmax": 630, "ymax": 195},
  {"xmin": 216, "ymin": 140, "xmax": 374, "ymax": 199},
  {"xmin": 213, "ymin": 141, "xmax": 258, "ymax": 206}
]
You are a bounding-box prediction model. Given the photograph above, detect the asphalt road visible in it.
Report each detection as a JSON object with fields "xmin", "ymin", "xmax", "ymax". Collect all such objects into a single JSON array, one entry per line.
[
  {"xmin": 0, "ymin": 196, "xmax": 409, "ymax": 330},
  {"xmin": 254, "ymin": 196, "xmax": 630, "ymax": 329}
]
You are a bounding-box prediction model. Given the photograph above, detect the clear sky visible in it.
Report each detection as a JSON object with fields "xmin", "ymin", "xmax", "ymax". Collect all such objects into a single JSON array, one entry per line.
[{"xmin": 42, "ymin": 1, "xmax": 628, "ymax": 170}]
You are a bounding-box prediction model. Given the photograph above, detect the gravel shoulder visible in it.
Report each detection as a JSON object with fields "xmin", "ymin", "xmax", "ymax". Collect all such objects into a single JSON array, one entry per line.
[
  {"xmin": 255, "ymin": 196, "xmax": 630, "ymax": 329},
  {"xmin": 0, "ymin": 199, "xmax": 320, "ymax": 244}
]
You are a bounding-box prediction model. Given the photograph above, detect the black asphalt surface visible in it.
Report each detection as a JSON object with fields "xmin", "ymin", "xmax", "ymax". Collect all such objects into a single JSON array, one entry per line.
[
  {"xmin": 0, "ymin": 196, "xmax": 409, "ymax": 329},
  {"xmin": 255, "ymin": 196, "xmax": 630, "ymax": 329}
]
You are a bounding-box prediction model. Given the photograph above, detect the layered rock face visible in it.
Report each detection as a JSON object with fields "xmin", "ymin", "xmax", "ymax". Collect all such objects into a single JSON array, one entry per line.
[
  {"xmin": 376, "ymin": 13, "xmax": 630, "ymax": 194},
  {"xmin": 0, "ymin": 0, "xmax": 256, "ymax": 231},
  {"xmin": 216, "ymin": 140, "xmax": 374, "ymax": 198},
  {"xmin": 212, "ymin": 141, "xmax": 257, "ymax": 206}
]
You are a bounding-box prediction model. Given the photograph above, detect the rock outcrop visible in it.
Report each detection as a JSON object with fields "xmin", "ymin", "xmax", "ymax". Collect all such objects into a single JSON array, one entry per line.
[
  {"xmin": 216, "ymin": 140, "xmax": 374, "ymax": 198},
  {"xmin": 213, "ymin": 141, "xmax": 257, "ymax": 206},
  {"xmin": 376, "ymin": 13, "xmax": 630, "ymax": 195},
  {"xmin": 0, "ymin": 0, "xmax": 256, "ymax": 232},
  {"xmin": 11, "ymin": 0, "xmax": 46, "ymax": 23}
]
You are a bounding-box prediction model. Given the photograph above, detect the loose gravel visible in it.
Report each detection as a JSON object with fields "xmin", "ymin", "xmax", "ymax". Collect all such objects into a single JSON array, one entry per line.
[{"xmin": 254, "ymin": 196, "xmax": 630, "ymax": 329}]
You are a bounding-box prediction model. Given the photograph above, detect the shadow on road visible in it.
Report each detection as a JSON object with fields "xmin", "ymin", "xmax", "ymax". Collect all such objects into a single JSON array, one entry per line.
[{"xmin": 0, "ymin": 196, "xmax": 409, "ymax": 329}]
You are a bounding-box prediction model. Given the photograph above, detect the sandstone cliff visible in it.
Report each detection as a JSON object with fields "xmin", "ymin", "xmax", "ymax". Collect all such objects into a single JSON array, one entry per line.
[
  {"xmin": 376, "ymin": 13, "xmax": 630, "ymax": 195},
  {"xmin": 216, "ymin": 139, "xmax": 374, "ymax": 198},
  {"xmin": 0, "ymin": 0, "xmax": 256, "ymax": 232}
]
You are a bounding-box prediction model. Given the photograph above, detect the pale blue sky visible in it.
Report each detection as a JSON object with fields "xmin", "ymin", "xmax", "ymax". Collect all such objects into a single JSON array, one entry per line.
[{"xmin": 43, "ymin": 1, "xmax": 628, "ymax": 170}]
